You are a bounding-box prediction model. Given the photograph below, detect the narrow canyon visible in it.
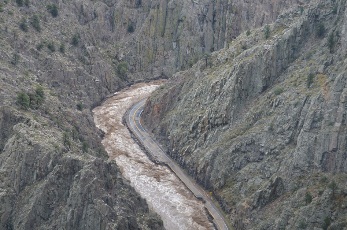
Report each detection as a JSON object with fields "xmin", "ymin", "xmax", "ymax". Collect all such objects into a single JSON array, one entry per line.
[{"xmin": 93, "ymin": 81, "xmax": 214, "ymax": 230}]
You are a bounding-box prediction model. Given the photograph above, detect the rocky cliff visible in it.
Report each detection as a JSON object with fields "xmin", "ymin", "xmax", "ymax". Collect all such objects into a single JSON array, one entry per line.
[
  {"xmin": 0, "ymin": 0, "xmax": 168, "ymax": 229},
  {"xmin": 0, "ymin": 89, "xmax": 163, "ymax": 229},
  {"xmin": 143, "ymin": 0, "xmax": 347, "ymax": 229},
  {"xmin": 0, "ymin": 0, "xmax": 297, "ymax": 109},
  {"xmin": 127, "ymin": 0, "xmax": 301, "ymax": 79},
  {"xmin": 1, "ymin": 0, "xmax": 337, "ymax": 229}
]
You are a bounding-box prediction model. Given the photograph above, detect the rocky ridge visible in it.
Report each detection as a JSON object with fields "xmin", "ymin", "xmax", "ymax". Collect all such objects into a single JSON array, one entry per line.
[
  {"xmin": 0, "ymin": 0, "xmax": 328, "ymax": 229},
  {"xmin": 0, "ymin": 0, "xmax": 168, "ymax": 229},
  {"xmin": 0, "ymin": 0, "xmax": 301, "ymax": 108},
  {"xmin": 143, "ymin": 0, "xmax": 347, "ymax": 229},
  {"xmin": 0, "ymin": 94, "xmax": 164, "ymax": 229}
]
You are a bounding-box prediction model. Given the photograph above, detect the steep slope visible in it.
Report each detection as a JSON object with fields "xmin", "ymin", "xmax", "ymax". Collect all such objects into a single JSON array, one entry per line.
[
  {"xmin": 0, "ymin": 0, "xmax": 323, "ymax": 229},
  {"xmin": 0, "ymin": 1, "xmax": 165, "ymax": 229},
  {"xmin": 143, "ymin": 0, "xmax": 347, "ymax": 229},
  {"xmin": 126, "ymin": 0, "xmax": 300, "ymax": 78},
  {"xmin": 0, "ymin": 85, "xmax": 164, "ymax": 229},
  {"xmin": 0, "ymin": 0, "xmax": 298, "ymax": 110}
]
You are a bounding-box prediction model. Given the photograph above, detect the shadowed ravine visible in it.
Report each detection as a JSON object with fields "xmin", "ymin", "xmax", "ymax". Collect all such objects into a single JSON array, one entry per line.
[{"xmin": 93, "ymin": 81, "xmax": 214, "ymax": 230}]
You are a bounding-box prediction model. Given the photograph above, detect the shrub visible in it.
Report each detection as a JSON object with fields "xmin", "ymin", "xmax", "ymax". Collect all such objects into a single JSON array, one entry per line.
[
  {"xmin": 59, "ymin": 42, "xmax": 65, "ymax": 53},
  {"xmin": 127, "ymin": 23, "xmax": 135, "ymax": 33},
  {"xmin": 264, "ymin": 25, "xmax": 270, "ymax": 39},
  {"xmin": 28, "ymin": 93, "xmax": 38, "ymax": 109},
  {"xmin": 16, "ymin": 0, "xmax": 23, "ymax": 7},
  {"xmin": 117, "ymin": 62, "xmax": 128, "ymax": 79},
  {"xmin": 35, "ymin": 85, "xmax": 44, "ymax": 100},
  {"xmin": 298, "ymin": 221, "xmax": 307, "ymax": 229},
  {"xmin": 0, "ymin": 4, "xmax": 4, "ymax": 12},
  {"xmin": 328, "ymin": 180, "xmax": 338, "ymax": 197},
  {"xmin": 36, "ymin": 42, "xmax": 44, "ymax": 51},
  {"xmin": 78, "ymin": 55, "xmax": 88, "ymax": 64},
  {"xmin": 246, "ymin": 30, "xmax": 251, "ymax": 36},
  {"xmin": 274, "ymin": 87, "xmax": 284, "ymax": 95},
  {"xmin": 322, "ymin": 217, "xmax": 331, "ymax": 230},
  {"xmin": 27, "ymin": 86, "xmax": 45, "ymax": 109},
  {"xmin": 203, "ymin": 53, "xmax": 211, "ymax": 67},
  {"xmin": 71, "ymin": 128, "xmax": 79, "ymax": 140},
  {"xmin": 71, "ymin": 33, "xmax": 80, "ymax": 46},
  {"xmin": 11, "ymin": 53, "xmax": 20, "ymax": 65},
  {"xmin": 47, "ymin": 4, "xmax": 58, "ymax": 17},
  {"xmin": 76, "ymin": 102, "xmax": 83, "ymax": 111},
  {"xmin": 305, "ymin": 192, "xmax": 312, "ymax": 204},
  {"xmin": 320, "ymin": 176, "xmax": 328, "ymax": 183},
  {"xmin": 328, "ymin": 32, "xmax": 335, "ymax": 53},
  {"xmin": 63, "ymin": 132, "xmax": 71, "ymax": 148},
  {"xmin": 19, "ymin": 18, "xmax": 28, "ymax": 32},
  {"xmin": 316, "ymin": 22, "xmax": 325, "ymax": 38},
  {"xmin": 31, "ymin": 14, "xmax": 41, "ymax": 32},
  {"xmin": 47, "ymin": 41, "xmax": 55, "ymax": 52},
  {"xmin": 328, "ymin": 181, "xmax": 337, "ymax": 190},
  {"xmin": 17, "ymin": 92, "xmax": 30, "ymax": 109},
  {"xmin": 135, "ymin": 0, "xmax": 142, "ymax": 7},
  {"xmin": 306, "ymin": 73, "xmax": 315, "ymax": 88},
  {"xmin": 24, "ymin": 0, "xmax": 29, "ymax": 7},
  {"xmin": 82, "ymin": 141, "xmax": 89, "ymax": 153}
]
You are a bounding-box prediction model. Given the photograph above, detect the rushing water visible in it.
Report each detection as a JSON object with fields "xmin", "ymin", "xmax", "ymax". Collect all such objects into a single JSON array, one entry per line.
[{"xmin": 93, "ymin": 82, "xmax": 214, "ymax": 230}]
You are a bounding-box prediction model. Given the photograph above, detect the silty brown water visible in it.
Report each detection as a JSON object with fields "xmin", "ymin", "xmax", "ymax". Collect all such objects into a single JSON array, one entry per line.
[{"xmin": 93, "ymin": 81, "xmax": 214, "ymax": 230}]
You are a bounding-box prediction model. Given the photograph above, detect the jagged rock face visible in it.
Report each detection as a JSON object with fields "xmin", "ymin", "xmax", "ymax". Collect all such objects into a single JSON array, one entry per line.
[
  {"xmin": 0, "ymin": 1, "xmax": 168, "ymax": 229},
  {"xmin": 0, "ymin": 108, "xmax": 163, "ymax": 230},
  {"xmin": 143, "ymin": 0, "xmax": 347, "ymax": 228},
  {"xmin": 127, "ymin": 0, "xmax": 300, "ymax": 79},
  {"xmin": 0, "ymin": 0, "xmax": 299, "ymax": 110},
  {"xmin": 1, "ymin": 0, "xmax": 343, "ymax": 229},
  {"xmin": 0, "ymin": 67, "xmax": 164, "ymax": 229}
]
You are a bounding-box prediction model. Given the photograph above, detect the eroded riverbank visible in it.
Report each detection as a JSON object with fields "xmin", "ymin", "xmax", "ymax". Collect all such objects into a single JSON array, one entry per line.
[{"xmin": 93, "ymin": 81, "xmax": 214, "ymax": 230}]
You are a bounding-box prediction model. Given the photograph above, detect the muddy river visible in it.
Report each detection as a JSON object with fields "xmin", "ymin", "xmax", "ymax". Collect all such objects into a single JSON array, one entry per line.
[{"xmin": 93, "ymin": 81, "xmax": 214, "ymax": 230}]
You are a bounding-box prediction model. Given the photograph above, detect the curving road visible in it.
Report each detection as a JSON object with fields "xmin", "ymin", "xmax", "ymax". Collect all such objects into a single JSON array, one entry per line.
[{"xmin": 126, "ymin": 99, "xmax": 229, "ymax": 230}]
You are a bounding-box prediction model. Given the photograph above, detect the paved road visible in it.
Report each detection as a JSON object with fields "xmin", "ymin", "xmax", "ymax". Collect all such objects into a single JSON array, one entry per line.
[{"xmin": 126, "ymin": 99, "xmax": 229, "ymax": 230}]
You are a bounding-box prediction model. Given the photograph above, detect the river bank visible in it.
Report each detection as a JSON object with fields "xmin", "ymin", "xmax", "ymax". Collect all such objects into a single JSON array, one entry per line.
[{"xmin": 93, "ymin": 81, "xmax": 214, "ymax": 230}]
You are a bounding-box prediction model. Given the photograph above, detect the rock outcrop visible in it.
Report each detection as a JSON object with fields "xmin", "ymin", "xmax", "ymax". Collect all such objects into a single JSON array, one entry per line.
[
  {"xmin": 0, "ymin": 0, "xmax": 167, "ymax": 229},
  {"xmin": 0, "ymin": 0, "xmax": 300, "ymax": 110},
  {"xmin": 143, "ymin": 0, "xmax": 347, "ymax": 228},
  {"xmin": 126, "ymin": 0, "xmax": 301, "ymax": 79},
  {"xmin": 2, "ymin": 0, "xmax": 344, "ymax": 229},
  {"xmin": 0, "ymin": 84, "xmax": 163, "ymax": 230}
]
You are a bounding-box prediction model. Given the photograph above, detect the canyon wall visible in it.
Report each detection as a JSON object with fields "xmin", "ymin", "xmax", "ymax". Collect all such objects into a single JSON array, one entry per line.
[
  {"xmin": 143, "ymin": 0, "xmax": 347, "ymax": 228},
  {"xmin": 0, "ymin": 0, "xmax": 315, "ymax": 229}
]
